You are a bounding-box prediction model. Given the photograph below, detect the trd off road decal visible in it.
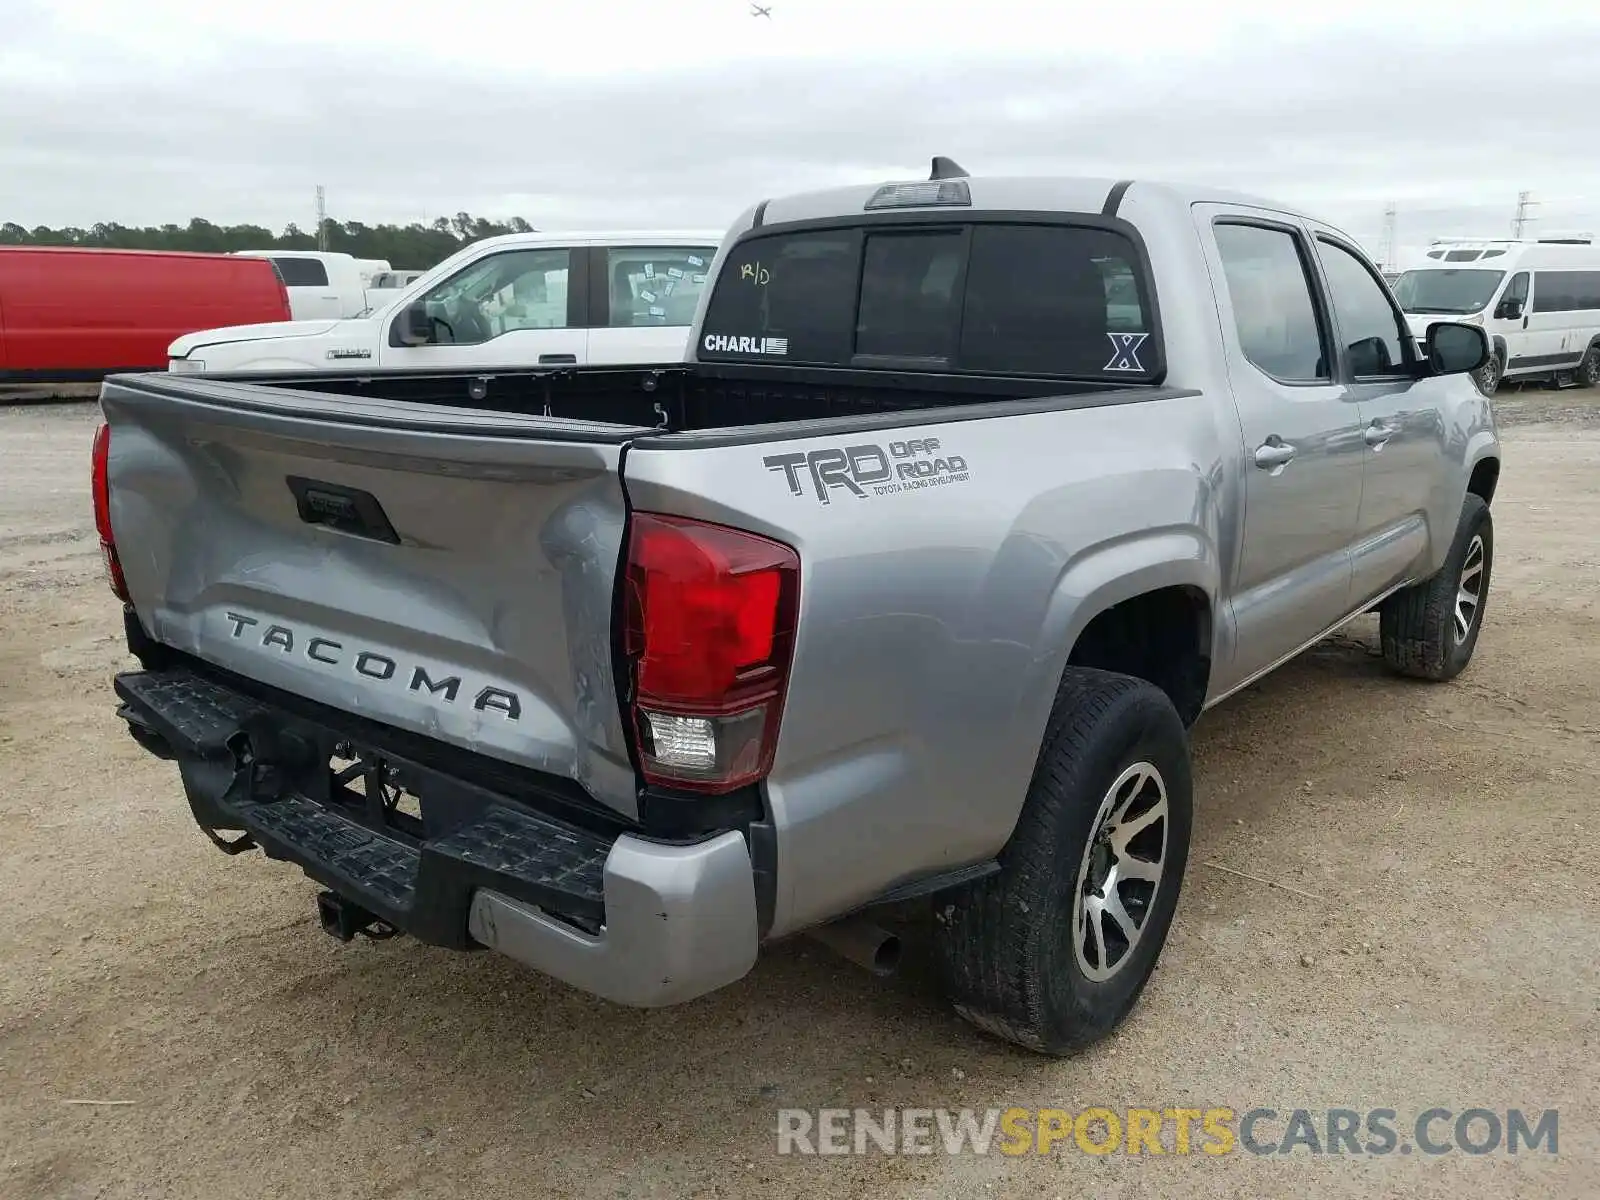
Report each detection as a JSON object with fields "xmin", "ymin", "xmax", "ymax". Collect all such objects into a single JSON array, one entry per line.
[
  {"xmin": 764, "ymin": 437, "xmax": 971, "ymax": 504},
  {"xmin": 1103, "ymin": 331, "xmax": 1149, "ymax": 372}
]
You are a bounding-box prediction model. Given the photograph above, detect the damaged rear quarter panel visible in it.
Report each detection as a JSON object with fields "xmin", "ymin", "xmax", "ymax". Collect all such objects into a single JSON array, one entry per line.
[{"xmin": 623, "ymin": 395, "xmax": 1225, "ymax": 937}]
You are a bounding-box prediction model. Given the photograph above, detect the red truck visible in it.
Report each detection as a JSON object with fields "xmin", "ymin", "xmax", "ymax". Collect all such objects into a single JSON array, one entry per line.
[{"xmin": 0, "ymin": 247, "xmax": 291, "ymax": 383}]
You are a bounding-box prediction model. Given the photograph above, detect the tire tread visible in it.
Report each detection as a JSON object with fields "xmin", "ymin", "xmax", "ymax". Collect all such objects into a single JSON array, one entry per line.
[
  {"xmin": 1380, "ymin": 494, "xmax": 1492, "ymax": 681},
  {"xmin": 936, "ymin": 668, "xmax": 1189, "ymax": 1055}
]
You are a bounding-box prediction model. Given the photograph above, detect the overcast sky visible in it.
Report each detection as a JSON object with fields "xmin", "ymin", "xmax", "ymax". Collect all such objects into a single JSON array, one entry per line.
[{"xmin": 4, "ymin": 0, "xmax": 1598, "ymax": 265}]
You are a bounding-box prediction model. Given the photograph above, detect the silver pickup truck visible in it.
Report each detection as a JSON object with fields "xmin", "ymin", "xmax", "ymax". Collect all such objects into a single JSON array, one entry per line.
[{"xmin": 96, "ymin": 163, "xmax": 1501, "ymax": 1056}]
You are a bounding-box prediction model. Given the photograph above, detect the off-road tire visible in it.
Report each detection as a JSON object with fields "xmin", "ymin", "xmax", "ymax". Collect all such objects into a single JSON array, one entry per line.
[
  {"xmin": 1379, "ymin": 494, "xmax": 1493, "ymax": 681},
  {"xmin": 1475, "ymin": 350, "xmax": 1503, "ymax": 396},
  {"xmin": 933, "ymin": 668, "xmax": 1192, "ymax": 1056}
]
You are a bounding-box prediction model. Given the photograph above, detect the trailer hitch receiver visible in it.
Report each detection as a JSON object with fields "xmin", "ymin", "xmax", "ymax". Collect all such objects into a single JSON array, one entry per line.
[{"xmin": 315, "ymin": 890, "xmax": 399, "ymax": 942}]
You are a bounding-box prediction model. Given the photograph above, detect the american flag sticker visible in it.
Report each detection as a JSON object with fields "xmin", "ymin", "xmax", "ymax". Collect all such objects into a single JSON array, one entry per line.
[{"xmin": 762, "ymin": 337, "xmax": 789, "ymax": 355}]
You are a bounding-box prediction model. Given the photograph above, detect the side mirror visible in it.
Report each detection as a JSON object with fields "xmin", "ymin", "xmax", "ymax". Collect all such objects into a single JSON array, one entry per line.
[
  {"xmin": 1425, "ymin": 322, "xmax": 1490, "ymax": 376},
  {"xmin": 393, "ymin": 303, "xmax": 432, "ymax": 347},
  {"xmin": 1495, "ymin": 297, "xmax": 1523, "ymax": 320}
]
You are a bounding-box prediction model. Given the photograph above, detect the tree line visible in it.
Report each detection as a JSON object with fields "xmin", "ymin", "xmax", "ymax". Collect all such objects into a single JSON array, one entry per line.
[{"xmin": 0, "ymin": 213, "xmax": 537, "ymax": 271}]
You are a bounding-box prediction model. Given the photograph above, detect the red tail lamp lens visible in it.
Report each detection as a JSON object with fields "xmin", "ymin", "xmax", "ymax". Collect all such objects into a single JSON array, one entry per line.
[
  {"xmin": 91, "ymin": 421, "xmax": 130, "ymax": 603},
  {"xmin": 623, "ymin": 513, "xmax": 799, "ymax": 793}
]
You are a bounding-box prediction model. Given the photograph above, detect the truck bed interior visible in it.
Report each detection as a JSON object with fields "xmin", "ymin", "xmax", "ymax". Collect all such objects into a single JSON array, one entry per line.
[{"xmin": 206, "ymin": 363, "xmax": 1149, "ymax": 434}]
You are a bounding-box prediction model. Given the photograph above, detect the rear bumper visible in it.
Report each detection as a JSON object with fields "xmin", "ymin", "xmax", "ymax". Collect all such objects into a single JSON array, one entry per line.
[
  {"xmin": 467, "ymin": 834, "xmax": 758, "ymax": 1008},
  {"xmin": 113, "ymin": 665, "xmax": 759, "ymax": 1007}
]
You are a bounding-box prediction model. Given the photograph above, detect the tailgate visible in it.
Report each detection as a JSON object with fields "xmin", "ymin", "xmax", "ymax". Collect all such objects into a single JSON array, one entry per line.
[{"xmin": 99, "ymin": 374, "xmax": 653, "ymax": 818}]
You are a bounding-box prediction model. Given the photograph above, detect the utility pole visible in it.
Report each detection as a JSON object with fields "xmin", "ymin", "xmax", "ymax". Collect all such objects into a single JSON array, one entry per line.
[
  {"xmin": 315, "ymin": 185, "xmax": 328, "ymax": 251},
  {"xmin": 1512, "ymin": 190, "xmax": 1538, "ymax": 239},
  {"xmin": 1379, "ymin": 201, "xmax": 1397, "ymax": 271}
]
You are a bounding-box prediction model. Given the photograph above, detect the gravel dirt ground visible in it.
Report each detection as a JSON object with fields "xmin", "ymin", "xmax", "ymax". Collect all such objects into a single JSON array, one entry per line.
[{"xmin": 1, "ymin": 396, "xmax": 1596, "ymax": 1200}]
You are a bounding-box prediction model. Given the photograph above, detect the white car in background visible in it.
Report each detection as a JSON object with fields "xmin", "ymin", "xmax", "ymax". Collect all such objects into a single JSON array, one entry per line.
[
  {"xmin": 358, "ymin": 270, "xmax": 428, "ymax": 314},
  {"xmin": 232, "ymin": 250, "xmax": 374, "ymax": 320},
  {"xmin": 352, "ymin": 257, "xmax": 394, "ymax": 286},
  {"xmin": 174, "ymin": 232, "xmax": 723, "ymax": 372}
]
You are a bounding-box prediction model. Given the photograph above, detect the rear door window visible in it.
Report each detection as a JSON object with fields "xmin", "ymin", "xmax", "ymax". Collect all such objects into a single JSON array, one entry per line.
[
  {"xmin": 698, "ymin": 221, "xmax": 1159, "ymax": 380},
  {"xmin": 1213, "ymin": 222, "xmax": 1329, "ymax": 382},
  {"xmin": 603, "ymin": 245, "xmax": 718, "ymax": 327}
]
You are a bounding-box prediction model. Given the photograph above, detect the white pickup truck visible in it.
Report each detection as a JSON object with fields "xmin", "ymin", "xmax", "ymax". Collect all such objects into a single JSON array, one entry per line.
[
  {"xmin": 171, "ymin": 232, "xmax": 723, "ymax": 373},
  {"xmin": 232, "ymin": 250, "xmax": 374, "ymax": 321}
]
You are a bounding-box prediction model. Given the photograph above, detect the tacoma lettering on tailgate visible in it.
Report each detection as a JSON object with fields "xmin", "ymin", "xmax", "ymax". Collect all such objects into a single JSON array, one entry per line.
[{"xmin": 224, "ymin": 612, "xmax": 522, "ymax": 719}]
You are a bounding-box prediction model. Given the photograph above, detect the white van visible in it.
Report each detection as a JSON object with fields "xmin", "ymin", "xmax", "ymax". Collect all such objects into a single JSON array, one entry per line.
[
  {"xmin": 352, "ymin": 258, "xmax": 393, "ymax": 286},
  {"xmin": 171, "ymin": 231, "xmax": 723, "ymax": 373},
  {"xmin": 360, "ymin": 270, "xmax": 427, "ymax": 313},
  {"xmin": 1390, "ymin": 238, "xmax": 1600, "ymax": 394},
  {"xmin": 367, "ymin": 269, "xmax": 424, "ymax": 290},
  {"xmin": 232, "ymin": 250, "xmax": 371, "ymax": 320}
]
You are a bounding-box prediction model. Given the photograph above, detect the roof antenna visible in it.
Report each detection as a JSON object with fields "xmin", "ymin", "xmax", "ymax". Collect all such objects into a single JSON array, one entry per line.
[{"xmin": 930, "ymin": 156, "xmax": 968, "ymax": 180}]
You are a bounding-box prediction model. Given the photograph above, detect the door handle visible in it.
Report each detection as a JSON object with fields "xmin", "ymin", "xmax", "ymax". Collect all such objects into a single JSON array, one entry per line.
[
  {"xmin": 1363, "ymin": 421, "xmax": 1396, "ymax": 448},
  {"xmin": 538, "ymin": 353, "xmax": 578, "ymax": 364},
  {"xmin": 1253, "ymin": 437, "xmax": 1297, "ymax": 470}
]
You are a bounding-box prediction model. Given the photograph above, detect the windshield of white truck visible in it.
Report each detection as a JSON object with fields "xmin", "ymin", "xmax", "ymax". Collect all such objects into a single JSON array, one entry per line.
[
  {"xmin": 697, "ymin": 219, "xmax": 1161, "ymax": 381},
  {"xmin": 1391, "ymin": 268, "xmax": 1505, "ymax": 315}
]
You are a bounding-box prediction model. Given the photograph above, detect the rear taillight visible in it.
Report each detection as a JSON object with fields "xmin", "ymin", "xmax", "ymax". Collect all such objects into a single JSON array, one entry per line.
[
  {"xmin": 623, "ymin": 513, "xmax": 799, "ymax": 794},
  {"xmin": 90, "ymin": 421, "xmax": 130, "ymax": 603}
]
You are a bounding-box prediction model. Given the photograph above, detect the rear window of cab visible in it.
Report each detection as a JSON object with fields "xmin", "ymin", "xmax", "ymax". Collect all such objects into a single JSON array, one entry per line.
[{"xmin": 697, "ymin": 220, "xmax": 1161, "ymax": 381}]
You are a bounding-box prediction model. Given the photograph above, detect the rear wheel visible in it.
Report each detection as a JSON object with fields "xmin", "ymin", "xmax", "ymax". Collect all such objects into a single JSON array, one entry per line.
[
  {"xmin": 934, "ymin": 668, "xmax": 1192, "ymax": 1056},
  {"xmin": 1379, "ymin": 494, "xmax": 1493, "ymax": 681}
]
